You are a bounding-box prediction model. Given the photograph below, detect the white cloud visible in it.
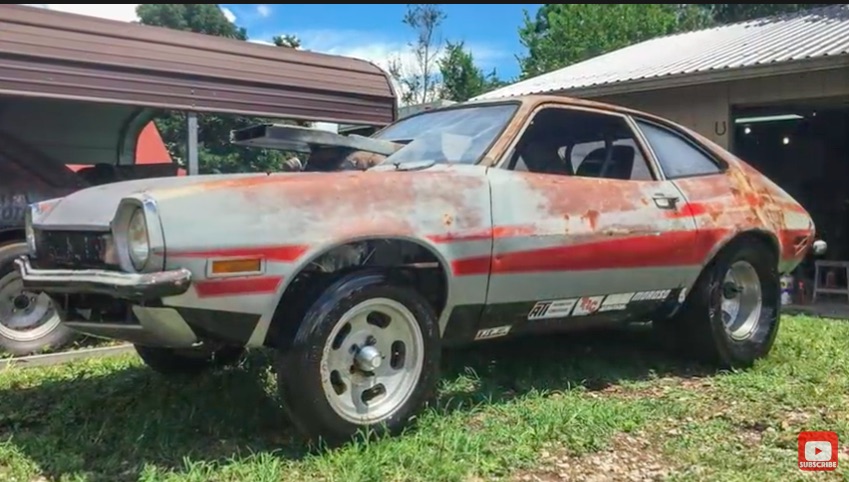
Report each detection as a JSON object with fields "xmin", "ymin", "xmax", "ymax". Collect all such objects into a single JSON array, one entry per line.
[
  {"xmin": 220, "ymin": 7, "xmax": 236, "ymax": 24},
  {"xmin": 256, "ymin": 5, "xmax": 272, "ymax": 18},
  {"xmin": 248, "ymin": 38, "xmax": 275, "ymax": 46},
  {"xmin": 293, "ymin": 29, "xmax": 505, "ymax": 105},
  {"xmin": 23, "ymin": 4, "xmax": 239, "ymax": 25},
  {"xmin": 22, "ymin": 4, "xmax": 140, "ymax": 22}
]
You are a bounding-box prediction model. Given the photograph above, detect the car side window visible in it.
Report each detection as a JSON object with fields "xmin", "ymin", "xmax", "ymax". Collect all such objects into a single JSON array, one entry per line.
[
  {"xmin": 635, "ymin": 119, "xmax": 721, "ymax": 179},
  {"xmin": 511, "ymin": 107, "xmax": 653, "ymax": 181}
]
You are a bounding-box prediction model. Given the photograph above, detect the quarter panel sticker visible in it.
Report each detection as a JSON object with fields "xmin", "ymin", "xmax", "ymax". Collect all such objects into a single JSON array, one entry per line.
[
  {"xmin": 526, "ymin": 290, "xmax": 674, "ymax": 320},
  {"xmin": 528, "ymin": 298, "xmax": 578, "ymax": 320},
  {"xmin": 475, "ymin": 325, "xmax": 511, "ymax": 340},
  {"xmin": 598, "ymin": 292, "xmax": 635, "ymax": 312},
  {"xmin": 572, "ymin": 296, "xmax": 604, "ymax": 316}
]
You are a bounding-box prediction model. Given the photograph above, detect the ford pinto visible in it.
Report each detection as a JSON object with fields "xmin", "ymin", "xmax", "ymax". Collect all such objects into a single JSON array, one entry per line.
[{"xmin": 16, "ymin": 95, "xmax": 826, "ymax": 444}]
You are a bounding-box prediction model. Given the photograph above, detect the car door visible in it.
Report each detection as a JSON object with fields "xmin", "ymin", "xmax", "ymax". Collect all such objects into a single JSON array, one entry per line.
[
  {"xmin": 480, "ymin": 105, "xmax": 700, "ymax": 333},
  {"xmin": 630, "ymin": 117, "xmax": 740, "ymax": 287}
]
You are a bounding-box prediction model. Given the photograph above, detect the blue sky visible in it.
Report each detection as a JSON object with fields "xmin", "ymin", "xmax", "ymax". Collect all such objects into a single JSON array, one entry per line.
[{"xmin": 222, "ymin": 4, "xmax": 541, "ymax": 81}]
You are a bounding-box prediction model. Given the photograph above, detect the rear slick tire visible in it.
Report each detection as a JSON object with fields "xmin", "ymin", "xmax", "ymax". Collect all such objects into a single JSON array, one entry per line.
[{"xmin": 656, "ymin": 239, "xmax": 780, "ymax": 369}]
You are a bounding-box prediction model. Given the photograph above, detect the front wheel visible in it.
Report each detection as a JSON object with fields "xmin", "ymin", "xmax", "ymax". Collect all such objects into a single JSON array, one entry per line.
[
  {"xmin": 655, "ymin": 238, "xmax": 780, "ymax": 368},
  {"xmin": 277, "ymin": 271, "xmax": 441, "ymax": 446},
  {"xmin": 0, "ymin": 242, "xmax": 76, "ymax": 356}
]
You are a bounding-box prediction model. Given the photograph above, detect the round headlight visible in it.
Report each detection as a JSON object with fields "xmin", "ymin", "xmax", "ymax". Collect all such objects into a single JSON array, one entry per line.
[{"xmin": 127, "ymin": 208, "xmax": 150, "ymax": 270}]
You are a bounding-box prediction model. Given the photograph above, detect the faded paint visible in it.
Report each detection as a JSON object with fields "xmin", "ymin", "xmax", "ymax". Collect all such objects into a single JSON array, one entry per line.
[{"xmin": 27, "ymin": 93, "xmax": 817, "ymax": 349}]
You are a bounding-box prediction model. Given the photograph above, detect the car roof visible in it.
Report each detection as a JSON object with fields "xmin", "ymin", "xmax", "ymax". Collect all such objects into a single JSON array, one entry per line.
[{"xmin": 460, "ymin": 94, "xmax": 663, "ymax": 121}]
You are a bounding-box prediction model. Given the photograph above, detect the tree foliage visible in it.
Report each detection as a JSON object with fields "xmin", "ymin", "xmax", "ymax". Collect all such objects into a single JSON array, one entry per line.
[
  {"xmin": 517, "ymin": 4, "xmax": 840, "ymax": 80},
  {"xmin": 136, "ymin": 4, "xmax": 247, "ymax": 39},
  {"xmin": 390, "ymin": 4, "xmax": 505, "ymax": 104},
  {"xmin": 272, "ymin": 34, "xmax": 301, "ymax": 48},
  {"xmin": 438, "ymin": 41, "xmax": 504, "ymax": 102},
  {"xmin": 136, "ymin": 4, "xmax": 300, "ymax": 174},
  {"xmin": 388, "ymin": 4, "xmax": 447, "ymax": 105},
  {"xmin": 518, "ymin": 4, "xmax": 682, "ymax": 79}
]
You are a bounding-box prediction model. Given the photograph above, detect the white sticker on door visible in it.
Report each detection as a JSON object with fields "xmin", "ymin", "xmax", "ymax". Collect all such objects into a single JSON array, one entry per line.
[
  {"xmin": 631, "ymin": 290, "xmax": 671, "ymax": 302},
  {"xmin": 598, "ymin": 293, "xmax": 636, "ymax": 312},
  {"xmin": 571, "ymin": 296, "xmax": 604, "ymax": 316},
  {"xmin": 527, "ymin": 298, "xmax": 579, "ymax": 320}
]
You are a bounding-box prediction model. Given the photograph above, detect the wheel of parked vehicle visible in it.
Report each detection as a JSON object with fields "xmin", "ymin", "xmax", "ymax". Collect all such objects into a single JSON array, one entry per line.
[
  {"xmin": 0, "ymin": 241, "xmax": 76, "ymax": 356},
  {"xmin": 276, "ymin": 270, "xmax": 441, "ymax": 446},
  {"xmin": 656, "ymin": 238, "xmax": 780, "ymax": 368},
  {"xmin": 134, "ymin": 345, "xmax": 245, "ymax": 376}
]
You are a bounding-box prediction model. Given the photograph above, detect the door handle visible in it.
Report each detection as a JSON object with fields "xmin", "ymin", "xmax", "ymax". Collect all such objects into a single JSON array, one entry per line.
[{"xmin": 652, "ymin": 194, "xmax": 679, "ymax": 210}]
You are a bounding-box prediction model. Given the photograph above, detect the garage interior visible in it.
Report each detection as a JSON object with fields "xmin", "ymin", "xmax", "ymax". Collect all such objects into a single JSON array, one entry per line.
[{"xmin": 732, "ymin": 99, "xmax": 849, "ymax": 306}]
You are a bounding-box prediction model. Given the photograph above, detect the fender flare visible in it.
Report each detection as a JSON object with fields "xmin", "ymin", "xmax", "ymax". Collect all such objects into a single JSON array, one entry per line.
[
  {"xmin": 687, "ymin": 228, "xmax": 781, "ymax": 291},
  {"xmin": 250, "ymin": 234, "xmax": 454, "ymax": 347}
]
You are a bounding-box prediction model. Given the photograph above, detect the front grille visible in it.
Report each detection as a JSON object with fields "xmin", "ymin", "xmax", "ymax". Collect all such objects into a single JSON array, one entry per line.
[{"xmin": 34, "ymin": 229, "xmax": 109, "ymax": 269}]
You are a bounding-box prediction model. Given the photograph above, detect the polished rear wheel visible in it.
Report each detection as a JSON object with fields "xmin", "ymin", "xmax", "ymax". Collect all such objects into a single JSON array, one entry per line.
[{"xmin": 655, "ymin": 238, "xmax": 779, "ymax": 368}]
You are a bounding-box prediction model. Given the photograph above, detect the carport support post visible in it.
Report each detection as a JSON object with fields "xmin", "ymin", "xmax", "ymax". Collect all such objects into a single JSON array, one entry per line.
[{"xmin": 186, "ymin": 111, "xmax": 199, "ymax": 175}]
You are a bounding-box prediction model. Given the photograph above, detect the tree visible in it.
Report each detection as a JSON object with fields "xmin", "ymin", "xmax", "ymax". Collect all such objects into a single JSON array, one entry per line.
[
  {"xmin": 272, "ymin": 34, "xmax": 301, "ymax": 48},
  {"xmin": 136, "ymin": 4, "xmax": 247, "ymax": 39},
  {"xmin": 438, "ymin": 41, "xmax": 504, "ymax": 102},
  {"xmin": 388, "ymin": 4, "xmax": 447, "ymax": 105},
  {"xmin": 517, "ymin": 4, "xmax": 682, "ymax": 79},
  {"xmin": 136, "ymin": 4, "xmax": 300, "ymax": 174}
]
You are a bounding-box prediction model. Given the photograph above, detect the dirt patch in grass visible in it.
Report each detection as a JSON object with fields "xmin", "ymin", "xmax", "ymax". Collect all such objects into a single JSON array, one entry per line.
[{"xmin": 512, "ymin": 431, "xmax": 671, "ymax": 482}]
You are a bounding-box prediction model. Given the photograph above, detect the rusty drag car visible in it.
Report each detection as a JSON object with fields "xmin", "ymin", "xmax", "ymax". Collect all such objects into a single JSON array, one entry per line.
[{"xmin": 16, "ymin": 95, "xmax": 825, "ymax": 444}]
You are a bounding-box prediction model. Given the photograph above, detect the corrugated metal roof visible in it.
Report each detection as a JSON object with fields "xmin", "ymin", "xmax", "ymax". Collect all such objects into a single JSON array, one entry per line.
[
  {"xmin": 476, "ymin": 4, "xmax": 849, "ymax": 100},
  {"xmin": 0, "ymin": 4, "xmax": 397, "ymax": 125}
]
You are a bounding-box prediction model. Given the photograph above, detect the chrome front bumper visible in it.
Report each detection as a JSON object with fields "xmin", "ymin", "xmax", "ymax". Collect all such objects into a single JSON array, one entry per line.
[{"xmin": 15, "ymin": 256, "xmax": 192, "ymax": 300}]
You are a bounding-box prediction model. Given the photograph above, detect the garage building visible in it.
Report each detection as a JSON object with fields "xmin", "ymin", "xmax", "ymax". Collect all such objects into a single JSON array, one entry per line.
[{"xmin": 476, "ymin": 5, "xmax": 849, "ymax": 304}]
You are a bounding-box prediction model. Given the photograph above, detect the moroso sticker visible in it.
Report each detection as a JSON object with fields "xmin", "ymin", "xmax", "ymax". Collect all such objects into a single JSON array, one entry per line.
[
  {"xmin": 598, "ymin": 293, "xmax": 635, "ymax": 312},
  {"xmin": 572, "ymin": 296, "xmax": 604, "ymax": 316},
  {"xmin": 475, "ymin": 325, "xmax": 511, "ymax": 340},
  {"xmin": 631, "ymin": 290, "xmax": 671, "ymax": 302},
  {"xmin": 528, "ymin": 298, "xmax": 578, "ymax": 320}
]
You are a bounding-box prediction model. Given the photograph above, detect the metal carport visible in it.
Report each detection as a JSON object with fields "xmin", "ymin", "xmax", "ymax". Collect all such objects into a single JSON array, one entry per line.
[{"xmin": 0, "ymin": 4, "xmax": 397, "ymax": 174}]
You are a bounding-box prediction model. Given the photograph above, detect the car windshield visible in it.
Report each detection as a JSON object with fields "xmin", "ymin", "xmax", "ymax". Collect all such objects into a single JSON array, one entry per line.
[{"xmin": 372, "ymin": 103, "xmax": 519, "ymax": 165}]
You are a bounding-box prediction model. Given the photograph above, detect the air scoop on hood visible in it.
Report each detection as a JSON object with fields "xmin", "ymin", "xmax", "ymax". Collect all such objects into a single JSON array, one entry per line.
[{"xmin": 231, "ymin": 123, "xmax": 404, "ymax": 156}]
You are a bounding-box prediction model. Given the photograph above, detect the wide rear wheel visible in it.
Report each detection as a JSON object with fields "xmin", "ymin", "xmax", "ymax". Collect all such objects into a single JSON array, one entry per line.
[{"xmin": 656, "ymin": 238, "xmax": 780, "ymax": 368}]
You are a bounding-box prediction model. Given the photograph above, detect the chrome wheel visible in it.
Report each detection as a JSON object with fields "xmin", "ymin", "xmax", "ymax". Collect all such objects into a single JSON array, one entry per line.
[
  {"xmin": 720, "ymin": 260, "xmax": 763, "ymax": 341},
  {"xmin": 0, "ymin": 271, "xmax": 61, "ymax": 342},
  {"xmin": 320, "ymin": 297, "xmax": 424, "ymax": 425}
]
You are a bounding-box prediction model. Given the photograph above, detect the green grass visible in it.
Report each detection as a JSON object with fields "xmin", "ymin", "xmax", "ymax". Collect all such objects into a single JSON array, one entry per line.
[{"xmin": 0, "ymin": 315, "xmax": 847, "ymax": 481}]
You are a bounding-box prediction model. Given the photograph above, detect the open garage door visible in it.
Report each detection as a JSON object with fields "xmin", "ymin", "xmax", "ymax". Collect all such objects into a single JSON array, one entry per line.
[{"xmin": 732, "ymin": 98, "xmax": 849, "ymax": 306}]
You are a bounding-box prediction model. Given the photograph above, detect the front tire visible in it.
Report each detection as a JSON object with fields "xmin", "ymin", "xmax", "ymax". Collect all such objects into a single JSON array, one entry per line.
[
  {"xmin": 0, "ymin": 242, "xmax": 76, "ymax": 356},
  {"xmin": 134, "ymin": 345, "xmax": 245, "ymax": 376},
  {"xmin": 656, "ymin": 238, "xmax": 780, "ymax": 368},
  {"xmin": 277, "ymin": 270, "xmax": 441, "ymax": 446}
]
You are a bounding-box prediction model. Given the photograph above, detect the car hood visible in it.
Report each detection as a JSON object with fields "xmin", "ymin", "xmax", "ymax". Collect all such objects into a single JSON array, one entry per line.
[
  {"xmin": 35, "ymin": 173, "xmax": 265, "ymax": 229},
  {"xmin": 35, "ymin": 164, "xmax": 485, "ymax": 230}
]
